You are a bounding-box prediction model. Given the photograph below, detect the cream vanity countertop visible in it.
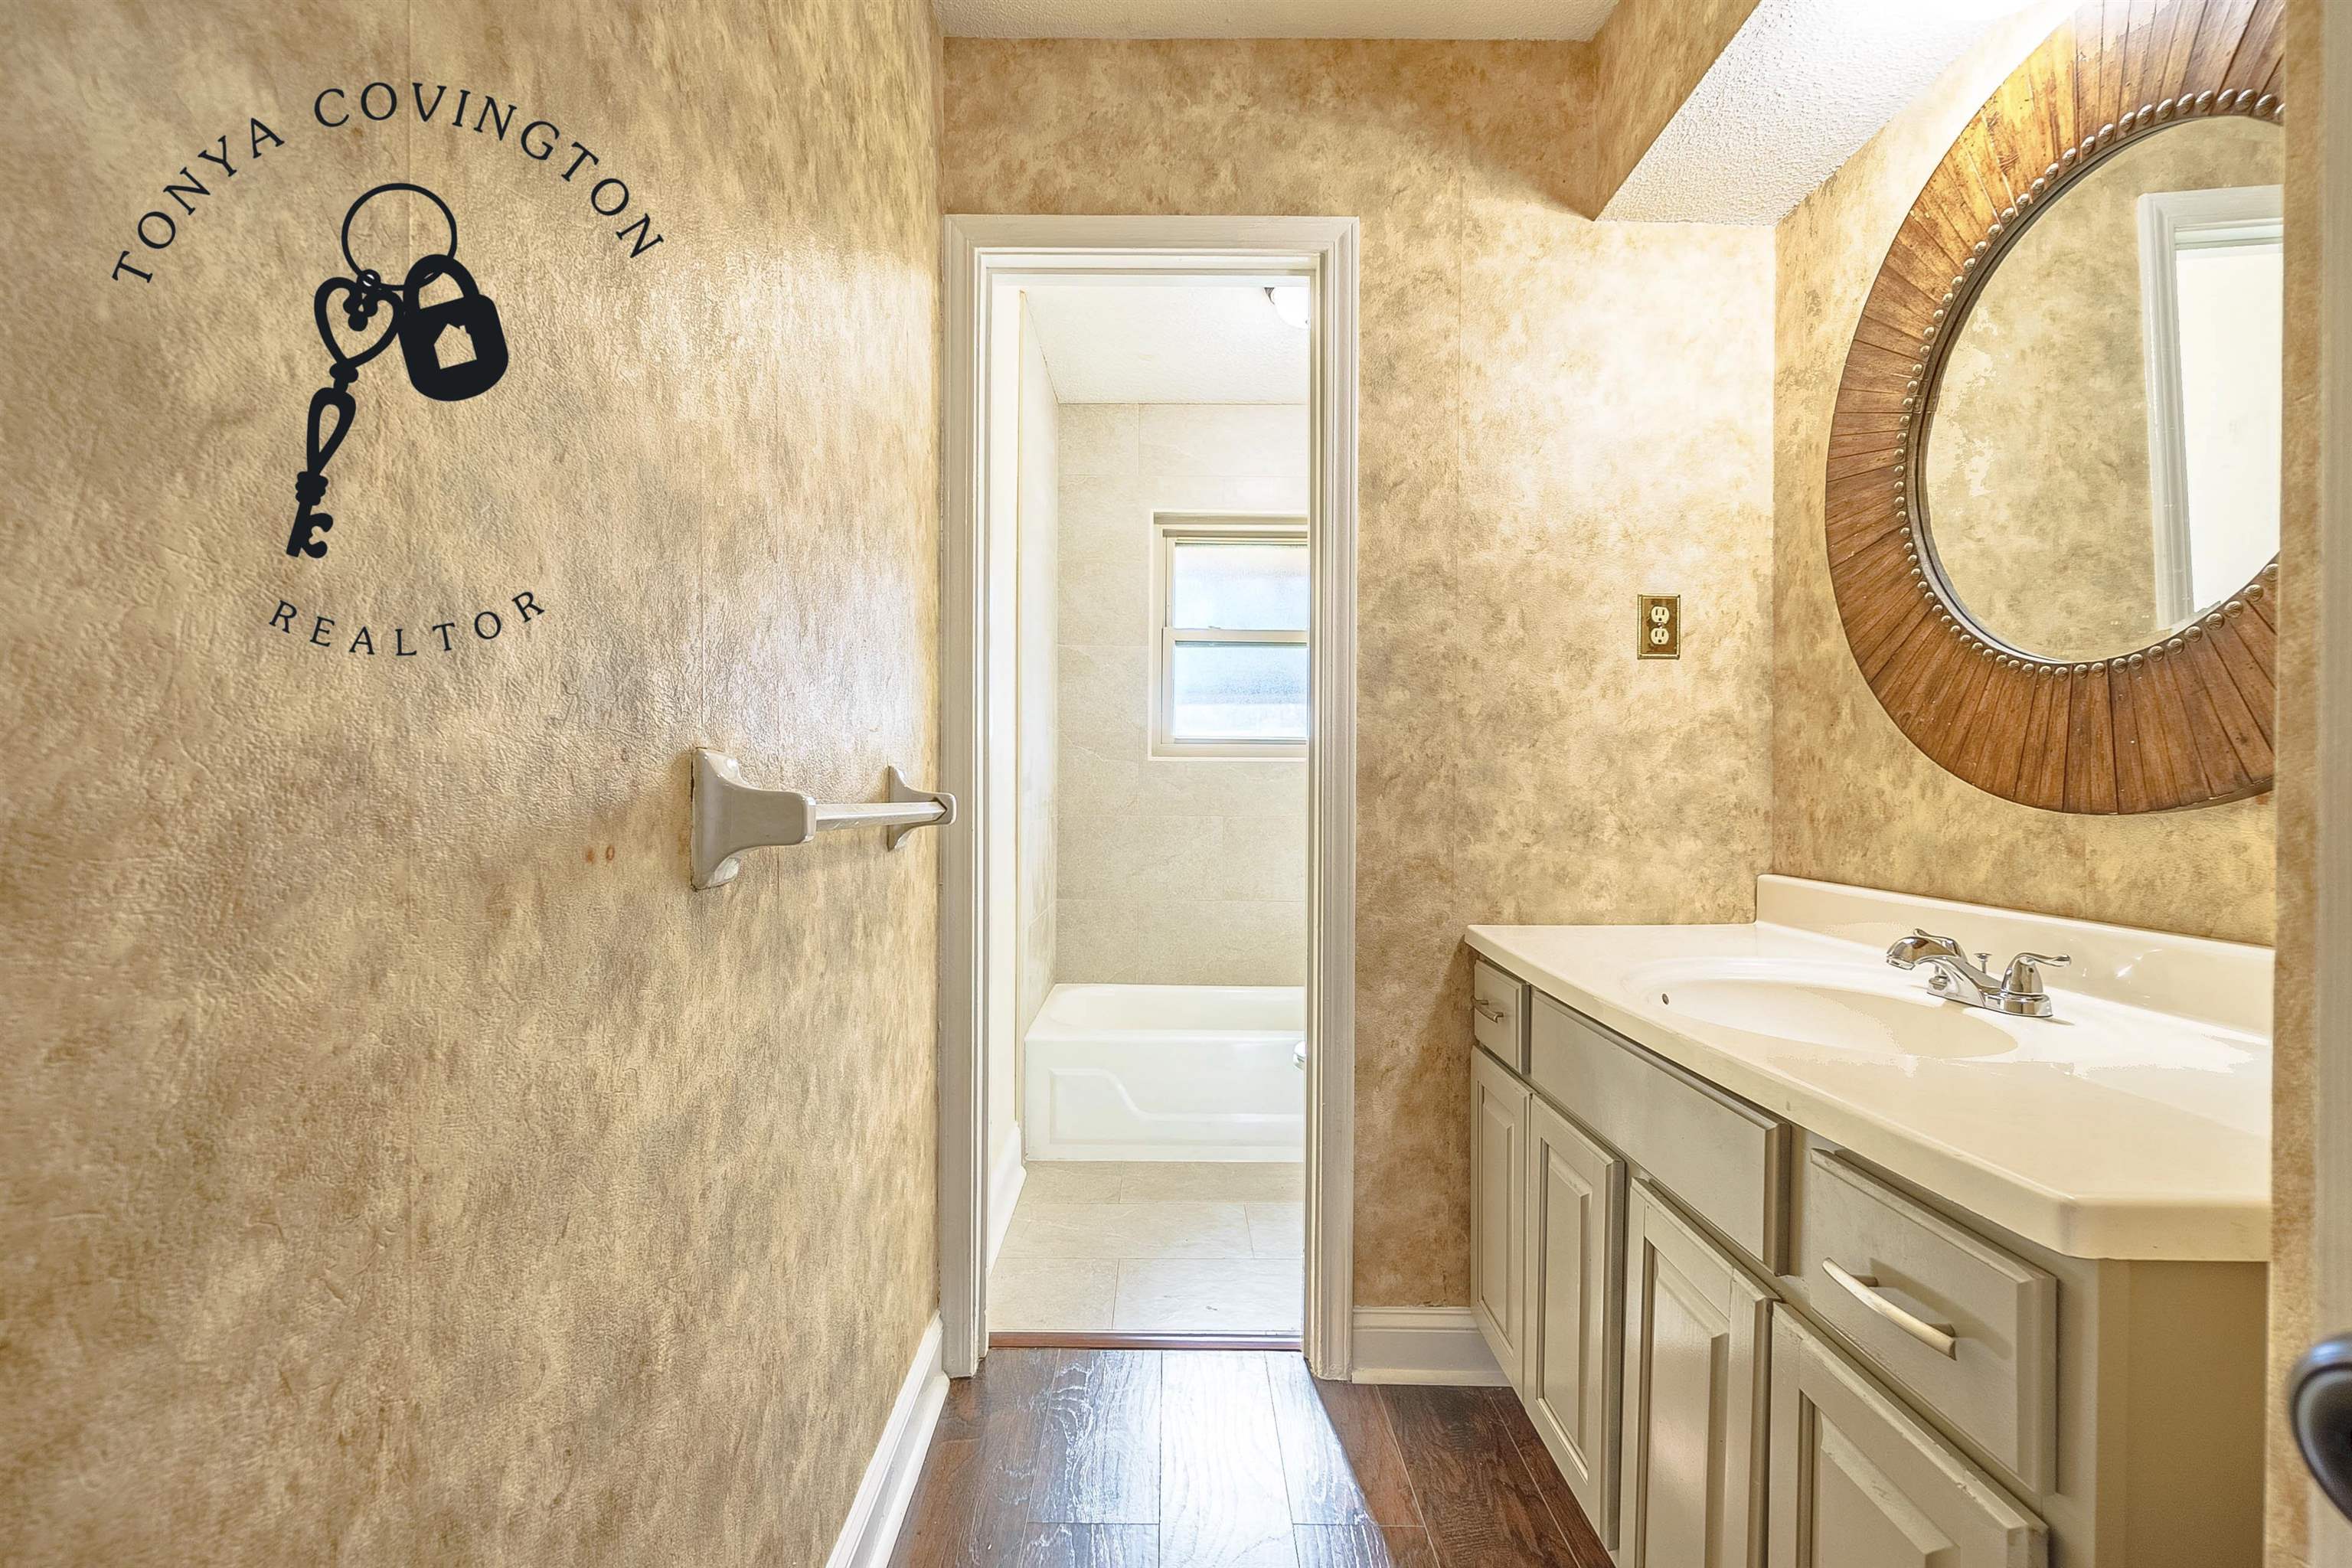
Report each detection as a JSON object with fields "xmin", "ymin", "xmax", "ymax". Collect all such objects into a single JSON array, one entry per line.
[{"xmin": 1468, "ymin": 876, "xmax": 2273, "ymax": 1263}]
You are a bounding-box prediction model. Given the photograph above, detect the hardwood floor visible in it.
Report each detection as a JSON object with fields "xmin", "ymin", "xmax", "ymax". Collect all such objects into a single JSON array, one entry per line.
[{"xmin": 887, "ymin": 1351, "xmax": 1609, "ymax": 1568}]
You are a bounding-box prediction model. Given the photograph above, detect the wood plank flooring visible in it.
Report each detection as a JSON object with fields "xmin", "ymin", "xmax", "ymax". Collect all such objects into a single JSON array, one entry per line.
[{"xmin": 887, "ymin": 1350, "xmax": 1610, "ymax": 1568}]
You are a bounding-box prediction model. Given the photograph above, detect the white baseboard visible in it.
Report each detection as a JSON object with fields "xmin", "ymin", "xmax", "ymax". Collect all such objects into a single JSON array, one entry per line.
[
  {"xmin": 1349, "ymin": 1307, "xmax": 1509, "ymax": 1386},
  {"xmin": 825, "ymin": 1315, "xmax": 947, "ymax": 1568},
  {"xmin": 987, "ymin": 1135, "xmax": 1026, "ymax": 1268}
]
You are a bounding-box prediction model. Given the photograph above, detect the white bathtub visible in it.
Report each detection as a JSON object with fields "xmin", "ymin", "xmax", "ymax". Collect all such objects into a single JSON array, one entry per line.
[{"xmin": 1022, "ymin": 983, "xmax": 1305, "ymax": 1161}]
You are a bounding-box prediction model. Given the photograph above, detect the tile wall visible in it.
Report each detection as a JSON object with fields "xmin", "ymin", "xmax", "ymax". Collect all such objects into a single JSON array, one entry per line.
[{"xmin": 1055, "ymin": 402, "xmax": 1313, "ymax": 988}]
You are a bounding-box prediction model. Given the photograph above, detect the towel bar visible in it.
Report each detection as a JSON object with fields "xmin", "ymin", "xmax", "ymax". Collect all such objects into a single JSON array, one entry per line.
[{"xmin": 690, "ymin": 748, "xmax": 955, "ymax": 890}]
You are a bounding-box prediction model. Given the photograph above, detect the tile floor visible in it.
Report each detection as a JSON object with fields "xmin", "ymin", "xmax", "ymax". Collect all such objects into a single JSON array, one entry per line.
[{"xmin": 991, "ymin": 1161, "xmax": 1305, "ymax": 1335}]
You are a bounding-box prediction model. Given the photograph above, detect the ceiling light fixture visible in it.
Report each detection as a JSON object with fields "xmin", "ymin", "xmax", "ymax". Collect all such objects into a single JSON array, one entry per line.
[{"xmin": 1266, "ymin": 283, "xmax": 1312, "ymax": 332}]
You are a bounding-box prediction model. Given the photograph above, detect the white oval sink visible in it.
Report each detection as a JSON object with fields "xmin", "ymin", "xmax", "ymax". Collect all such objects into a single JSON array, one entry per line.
[
  {"xmin": 1468, "ymin": 884, "xmax": 2274, "ymax": 1261},
  {"xmin": 1625, "ymin": 956, "xmax": 2020, "ymax": 1060}
]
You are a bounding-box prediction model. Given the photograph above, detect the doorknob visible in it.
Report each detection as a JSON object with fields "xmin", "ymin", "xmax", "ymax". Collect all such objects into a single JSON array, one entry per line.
[{"xmin": 2291, "ymin": 1334, "xmax": 2352, "ymax": 1519}]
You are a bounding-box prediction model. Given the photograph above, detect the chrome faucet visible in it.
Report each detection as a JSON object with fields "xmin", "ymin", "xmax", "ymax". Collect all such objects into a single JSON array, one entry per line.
[{"xmin": 1884, "ymin": 929, "xmax": 2069, "ymax": 1019}]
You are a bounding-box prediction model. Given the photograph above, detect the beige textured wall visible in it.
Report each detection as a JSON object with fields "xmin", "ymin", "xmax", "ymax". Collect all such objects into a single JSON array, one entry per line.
[
  {"xmin": 1576, "ymin": 0, "xmax": 1763, "ymax": 215},
  {"xmin": 2269, "ymin": 0, "xmax": 2321, "ymax": 1558},
  {"xmin": 1, "ymin": 1, "xmax": 942, "ymax": 1561},
  {"xmin": 1926, "ymin": 117, "xmax": 2285, "ymax": 662},
  {"xmin": 1054, "ymin": 401, "xmax": 1312, "ymax": 988},
  {"xmin": 1772, "ymin": 11, "xmax": 2277, "ymax": 945},
  {"xmin": 946, "ymin": 39, "xmax": 1779, "ymax": 1306}
]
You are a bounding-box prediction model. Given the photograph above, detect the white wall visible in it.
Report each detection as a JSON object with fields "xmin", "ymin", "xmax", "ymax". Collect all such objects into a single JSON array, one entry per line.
[
  {"xmin": 1016, "ymin": 307, "xmax": 1060, "ymax": 1041},
  {"xmin": 2175, "ymin": 239, "xmax": 2285, "ymax": 609},
  {"xmin": 983, "ymin": 286, "xmax": 1022, "ymax": 1197},
  {"xmin": 1054, "ymin": 402, "xmax": 1311, "ymax": 986}
]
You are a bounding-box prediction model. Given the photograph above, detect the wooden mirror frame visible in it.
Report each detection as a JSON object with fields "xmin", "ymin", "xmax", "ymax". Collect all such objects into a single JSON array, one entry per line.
[{"xmin": 1827, "ymin": 0, "xmax": 2285, "ymax": 814}]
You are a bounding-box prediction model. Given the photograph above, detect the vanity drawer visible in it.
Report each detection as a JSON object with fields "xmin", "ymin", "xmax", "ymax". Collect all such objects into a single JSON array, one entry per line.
[
  {"xmin": 1528, "ymin": 993, "xmax": 1788, "ymax": 1272},
  {"xmin": 1472, "ymin": 958, "xmax": 1529, "ymax": 1072},
  {"xmin": 1799, "ymin": 1147, "xmax": 2057, "ymax": 1493}
]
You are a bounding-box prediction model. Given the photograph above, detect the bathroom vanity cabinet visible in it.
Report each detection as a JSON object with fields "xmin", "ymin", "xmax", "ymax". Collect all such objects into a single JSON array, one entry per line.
[
  {"xmin": 1465, "ymin": 953, "xmax": 2265, "ymax": 1568},
  {"xmin": 1469, "ymin": 1046, "xmax": 1528, "ymax": 1377}
]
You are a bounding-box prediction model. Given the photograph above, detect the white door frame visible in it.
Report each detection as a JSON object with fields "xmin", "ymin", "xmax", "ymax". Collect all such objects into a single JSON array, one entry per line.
[{"xmin": 937, "ymin": 214, "xmax": 1361, "ymax": 1380}]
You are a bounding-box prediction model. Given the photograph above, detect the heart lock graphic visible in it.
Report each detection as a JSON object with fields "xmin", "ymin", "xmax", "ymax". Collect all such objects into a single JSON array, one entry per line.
[{"xmin": 285, "ymin": 183, "xmax": 511, "ymax": 561}]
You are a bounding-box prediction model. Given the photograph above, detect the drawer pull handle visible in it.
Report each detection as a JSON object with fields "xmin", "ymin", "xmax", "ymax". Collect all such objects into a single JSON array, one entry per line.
[
  {"xmin": 1823, "ymin": 1259, "xmax": 1957, "ymax": 1358},
  {"xmin": 1473, "ymin": 1001, "xmax": 1510, "ymax": 1025}
]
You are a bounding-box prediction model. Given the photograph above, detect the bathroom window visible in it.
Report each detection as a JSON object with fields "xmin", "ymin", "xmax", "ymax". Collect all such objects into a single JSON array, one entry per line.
[{"xmin": 1154, "ymin": 516, "xmax": 1309, "ymax": 757}]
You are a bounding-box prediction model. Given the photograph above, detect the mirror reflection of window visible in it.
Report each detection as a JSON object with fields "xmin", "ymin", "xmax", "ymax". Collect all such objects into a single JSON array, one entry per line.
[
  {"xmin": 2139, "ymin": 185, "xmax": 2285, "ymax": 627},
  {"xmin": 1918, "ymin": 116, "xmax": 2282, "ymax": 664}
]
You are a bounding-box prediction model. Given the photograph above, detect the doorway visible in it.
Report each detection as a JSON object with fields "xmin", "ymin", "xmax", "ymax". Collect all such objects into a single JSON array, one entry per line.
[{"xmin": 937, "ymin": 216, "xmax": 1361, "ymax": 1380}]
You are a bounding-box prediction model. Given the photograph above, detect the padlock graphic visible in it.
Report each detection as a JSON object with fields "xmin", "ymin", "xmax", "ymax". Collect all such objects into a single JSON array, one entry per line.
[{"xmin": 397, "ymin": 253, "xmax": 509, "ymax": 402}]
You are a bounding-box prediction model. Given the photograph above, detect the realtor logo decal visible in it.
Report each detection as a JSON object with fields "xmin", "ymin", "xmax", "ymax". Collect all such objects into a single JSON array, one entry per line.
[{"xmin": 105, "ymin": 80, "xmax": 671, "ymax": 665}]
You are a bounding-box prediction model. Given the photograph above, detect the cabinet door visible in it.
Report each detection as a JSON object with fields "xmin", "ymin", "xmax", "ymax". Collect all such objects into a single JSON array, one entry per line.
[
  {"xmin": 1525, "ymin": 1095, "xmax": 1626, "ymax": 1548},
  {"xmin": 1470, "ymin": 1047, "xmax": 1529, "ymax": 1383},
  {"xmin": 1768, "ymin": 1308, "xmax": 2046, "ymax": 1568},
  {"xmin": 1619, "ymin": 1178, "xmax": 1772, "ymax": 1568}
]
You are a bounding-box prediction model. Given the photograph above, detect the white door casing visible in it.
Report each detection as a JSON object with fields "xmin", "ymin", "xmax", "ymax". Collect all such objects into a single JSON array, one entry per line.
[{"xmin": 938, "ymin": 215, "xmax": 1361, "ymax": 1379}]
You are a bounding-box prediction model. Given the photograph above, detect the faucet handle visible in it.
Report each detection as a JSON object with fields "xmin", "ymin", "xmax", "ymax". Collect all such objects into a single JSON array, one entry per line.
[{"xmin": 2002, "ymin": 952, "xmax": 2070, "ymax": 995}]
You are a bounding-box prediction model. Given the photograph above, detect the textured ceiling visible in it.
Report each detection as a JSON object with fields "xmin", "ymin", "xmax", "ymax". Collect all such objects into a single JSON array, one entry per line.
[
  {"xmin": 1024, "ymin": 283, "xmax": 1311, "ymax": 403},
  {"xmin": 1603, "ymin": 0, "xmax": 2071, "ymax": 224},
  {"xmin": 937, "ymin": 0, "xmax": 1619, "ymax": 40}
]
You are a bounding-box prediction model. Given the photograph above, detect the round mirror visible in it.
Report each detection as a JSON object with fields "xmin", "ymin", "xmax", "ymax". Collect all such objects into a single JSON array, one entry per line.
[{"xmin": 1920, "ymin": 115, "xmax": 2284, "ymax": 664}]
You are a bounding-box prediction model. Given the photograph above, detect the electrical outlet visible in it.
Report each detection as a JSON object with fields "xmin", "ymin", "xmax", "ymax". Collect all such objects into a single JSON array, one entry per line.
[{"xmin": 1638, "ymin": 593, "xmax": 1681, "ymax": 659}]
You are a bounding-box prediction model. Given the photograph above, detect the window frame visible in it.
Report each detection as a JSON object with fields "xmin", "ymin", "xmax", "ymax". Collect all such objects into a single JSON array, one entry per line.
[
  {"xmin": 2134, "ymin": 183, "xmax": 2285, "ymax": 626},
  {"xmin": 1151, "ymin": 513, "xmax": 1311, "ymax": 760}
]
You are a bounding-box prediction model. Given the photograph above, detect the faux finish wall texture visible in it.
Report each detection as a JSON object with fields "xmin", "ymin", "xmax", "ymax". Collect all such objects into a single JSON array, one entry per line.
[
  {"xmin": 1576, "ymin": 0, "xmax": 1763, "ymax": 214},
  {"xmin": 945, "ymin": 38, "xmax": 1779, "ymax": 1307},
  {"xmin": 1, "ymin": 0, "xmax": 943, "ymax": 1560},
  {"xmin": 2268, "ymin": 0, "xmax": 2321, "ymax": 1558},
  {"xmin": 1772, "ymin": 10, "xmax": 2278, "ymax": 944}
]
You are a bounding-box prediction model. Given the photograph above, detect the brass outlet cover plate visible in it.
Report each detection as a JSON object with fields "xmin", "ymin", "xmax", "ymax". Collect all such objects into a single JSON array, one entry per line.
[{"xmin": 1638, "ymin": 593, "xmax": 1680, "ymax": 659}]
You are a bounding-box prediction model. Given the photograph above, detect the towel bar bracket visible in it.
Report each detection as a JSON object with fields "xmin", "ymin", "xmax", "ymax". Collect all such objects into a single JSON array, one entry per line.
[
  {"xmin": 690, "ymin": 748, "xmax": 956, "ymax": 890},
  {"xmin": 879, "ymin": 766, "xmax": 958, "ymax": 852}
]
